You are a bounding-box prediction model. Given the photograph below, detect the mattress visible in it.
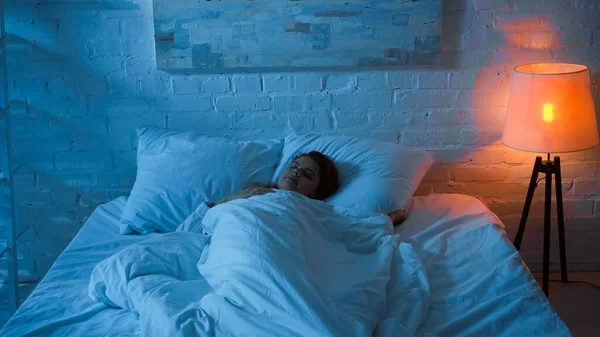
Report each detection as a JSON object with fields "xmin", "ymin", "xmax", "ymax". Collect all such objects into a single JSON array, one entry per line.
[
  {"xmin": 1, "ymin": 197, "xmax": 145, "ymax": 337},
  {"xmin": 398, "ymin": 194, "xmax": 569, "ymax": 336},
  {"xmin": 0, "ymin": 194, "xmax": 570, "ymax": 337}
]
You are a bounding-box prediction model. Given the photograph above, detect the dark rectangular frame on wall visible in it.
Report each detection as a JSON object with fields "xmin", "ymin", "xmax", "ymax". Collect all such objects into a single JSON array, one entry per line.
[{"xmin": 152, "ymin": 0, "xmax": 442, "ymax": 72}]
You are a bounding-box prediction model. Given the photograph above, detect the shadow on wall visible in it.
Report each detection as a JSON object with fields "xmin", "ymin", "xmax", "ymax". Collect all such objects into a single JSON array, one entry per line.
[
  {"xmin": 432, "ymin": 5, "xmax": 600, "ymax": 227},
  {"xmin": 434, "ymin": 3, "xmax": 600, "ymax": 272},
  {"xmin": 4, "ymin": 0, "xmax": 157, "ymax": 280},
  {"xmin": 469, "ymin": 14, "xmax": 566, "ymax": 205},
  {"xmin": 472, "ymin": 15, "xmax": 560, "ymax": 147},
  {"xmin": 468, "ymin": 14, "xmax": 599, "ymax": 149}
]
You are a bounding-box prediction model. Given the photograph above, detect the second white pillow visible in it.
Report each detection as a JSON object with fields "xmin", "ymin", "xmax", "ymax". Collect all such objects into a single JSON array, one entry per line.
[{"xmin": 272, "ymin": 133, "xmax": 434, "ymax": 214}]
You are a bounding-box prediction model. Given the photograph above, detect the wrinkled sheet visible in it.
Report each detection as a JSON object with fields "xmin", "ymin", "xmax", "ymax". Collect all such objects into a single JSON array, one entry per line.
[
  {"xmin": 0, "ymin": 197, "xmax": 145, "ymax": 337},
  {"xmin": 397, "ymin": 194, "xmax": 571, "ymax": 337},
  {"xmin": 89, "ymin": 191, "xmax": 429, "ymax": 337},
  {"xmin": 1, "ymin": 194, "xmax": 571, "ymax": 337}
]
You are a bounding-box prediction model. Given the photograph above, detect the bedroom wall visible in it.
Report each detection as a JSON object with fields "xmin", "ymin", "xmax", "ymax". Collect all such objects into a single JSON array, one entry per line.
[{"xmin": 1, "ymin": 0, "xmax": 599, "ymax": 291}]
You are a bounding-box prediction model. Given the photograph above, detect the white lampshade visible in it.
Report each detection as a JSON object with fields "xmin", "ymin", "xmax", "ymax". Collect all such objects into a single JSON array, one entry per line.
[{"xmin": 502, "ymin": 63, "xmax": 599, "ymax": 153}]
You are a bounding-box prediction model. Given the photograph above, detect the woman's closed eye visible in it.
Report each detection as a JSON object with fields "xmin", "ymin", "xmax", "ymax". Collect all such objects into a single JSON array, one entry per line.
[
  {"xmin": 291, "ymin": 164, "xmax": 314, "ymax": 180},
  {"xmin": 304, "ymin": 170, "xmax": 315, "ymax": 180}
]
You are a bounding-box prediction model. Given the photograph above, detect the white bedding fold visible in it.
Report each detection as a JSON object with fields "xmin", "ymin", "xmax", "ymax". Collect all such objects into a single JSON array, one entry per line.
[
  {"xmin": 89, "ymin": 190, "xmax": 429, "ymax": 337},
  {"xmin": 89, "ymin": 232, "xmax": 211, "ymax": 312}
]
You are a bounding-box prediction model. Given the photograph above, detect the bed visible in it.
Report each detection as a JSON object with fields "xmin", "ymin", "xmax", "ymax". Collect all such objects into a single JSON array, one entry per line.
[{"xmin": 0, "ymin": 193, "xmax": 570, "ymax": 337}]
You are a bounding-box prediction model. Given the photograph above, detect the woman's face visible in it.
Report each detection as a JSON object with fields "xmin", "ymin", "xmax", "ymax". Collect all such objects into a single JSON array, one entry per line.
[{"xmin": 277, "ymin": 156, "xmax": 320, "ymax": 199}]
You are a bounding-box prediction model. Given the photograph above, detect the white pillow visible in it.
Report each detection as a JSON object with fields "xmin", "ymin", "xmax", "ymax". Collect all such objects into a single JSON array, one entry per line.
[
  {"xmin": 272, "ymin": 133, "xmax": 434, "ymax": 214},
  {"xmin": 120, "ymin": 128, "xmax": 283, "ymax": 234}
]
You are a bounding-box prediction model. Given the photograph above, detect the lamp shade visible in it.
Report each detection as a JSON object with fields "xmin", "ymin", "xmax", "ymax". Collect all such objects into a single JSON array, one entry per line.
[{"xmin": 502, "ymin": 63, "xmax": 599, "ymax": 153}]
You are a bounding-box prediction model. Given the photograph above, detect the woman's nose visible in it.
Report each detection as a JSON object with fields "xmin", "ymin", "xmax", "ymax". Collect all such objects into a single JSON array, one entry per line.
[{"xmin": 292, "ymin": 168, "xmax": 299, "ymax": 176}]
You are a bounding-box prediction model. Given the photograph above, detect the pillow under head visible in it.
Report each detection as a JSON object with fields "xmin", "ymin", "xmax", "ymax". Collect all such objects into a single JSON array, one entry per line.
[
  {"xmin": 272, "ymin": 133, "xmax": 434, "ymax": 214},
  {"xmin": 120, "ymin": 128, "xmax": 283, "ymax": 234}
]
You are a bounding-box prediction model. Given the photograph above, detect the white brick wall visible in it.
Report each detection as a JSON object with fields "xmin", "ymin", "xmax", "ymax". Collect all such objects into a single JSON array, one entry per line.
[{"xmin": 2, "ymin": 0, "xmax": 600, "ymax": 288}]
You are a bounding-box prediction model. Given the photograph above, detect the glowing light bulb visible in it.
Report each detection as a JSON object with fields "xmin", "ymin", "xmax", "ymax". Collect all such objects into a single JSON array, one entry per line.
[{"xmin": 543, "ymin": 103, "xmax": 554, "ymax": 122}]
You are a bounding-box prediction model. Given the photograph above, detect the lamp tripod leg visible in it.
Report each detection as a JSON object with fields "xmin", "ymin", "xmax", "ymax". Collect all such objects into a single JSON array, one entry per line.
[
  {"xmin": 514, "ymin": 157, "xmax": 543, "ymax": 250},
  {"xmin": 543, "ymin": 167, "xmax": 552, "ymax": 296},
  {"xmin": 555, "ymin": 157, "xmax": 568, "ymax": 283}
]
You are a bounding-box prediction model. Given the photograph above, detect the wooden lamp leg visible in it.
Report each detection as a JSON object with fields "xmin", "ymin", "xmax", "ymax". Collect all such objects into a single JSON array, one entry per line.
[
  {"xmin": 542, "ymin": 166, "xmax": 552, "ymax": 296},
  {"xmin": 514, "ymin": 156, "xmax": 568, "ymax": 297},
  {"xmin": 554, "ymin": 156, "xmax": 568, "ymax": 283},
  {"xmin": 514, "ymin": 156, "xmax": 543, "ymax": 250}
]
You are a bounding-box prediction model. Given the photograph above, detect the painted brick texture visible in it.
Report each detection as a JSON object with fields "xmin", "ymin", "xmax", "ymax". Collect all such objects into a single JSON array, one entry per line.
[{"xmin": 2, "ymin": 0, "xmax": 600, "ymax": 290}]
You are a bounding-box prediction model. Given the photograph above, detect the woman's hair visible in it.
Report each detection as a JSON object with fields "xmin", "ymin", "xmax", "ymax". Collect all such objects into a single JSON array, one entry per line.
[
  {"xmin": 245, "ymin": 151, "xmax": 339, "ymax": 200},
  {"xmin": 295, "ymin": 151, "xmax": 339, "ymax": 200}
]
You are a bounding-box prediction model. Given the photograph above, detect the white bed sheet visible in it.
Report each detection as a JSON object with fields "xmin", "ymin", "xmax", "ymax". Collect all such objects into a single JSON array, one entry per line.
[
  {"xmin": 398, "ymin": 194, "xmax": 570, "ymax": 337},
  {"xmin": 0, "ymin": 194, "xmax": 570, "ymax": 337},
  {"xmin": 1, "ymin": 197, "xmax": 148, "ymax": 337}
]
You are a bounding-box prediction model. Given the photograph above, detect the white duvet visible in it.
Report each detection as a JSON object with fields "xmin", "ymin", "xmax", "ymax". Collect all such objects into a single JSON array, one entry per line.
[{"xmin": 89, "ymin": 190, "xmax": 429, "ymax": 337}]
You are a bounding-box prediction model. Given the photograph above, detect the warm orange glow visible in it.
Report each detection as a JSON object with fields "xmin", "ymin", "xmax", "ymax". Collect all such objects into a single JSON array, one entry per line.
[
  {"xmin": 495, "ymin": 17, "xmax": 562, "ymax": 50},
  {"xmin": 543, "ymin": 103, "xmax": 553, "ymax": 122},
  {"xmin": 502, "ymin": 63, "xmax": 599, "ymax": 153},
  {"xmin": 470, "ymin": 16, "xmax": 559, "ymax": 143}
]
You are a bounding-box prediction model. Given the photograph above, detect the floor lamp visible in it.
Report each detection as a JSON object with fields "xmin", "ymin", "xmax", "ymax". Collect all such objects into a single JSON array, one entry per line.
[{"xmin": 502, "ymin": 63, "xmax": 599, "ymax": 297}]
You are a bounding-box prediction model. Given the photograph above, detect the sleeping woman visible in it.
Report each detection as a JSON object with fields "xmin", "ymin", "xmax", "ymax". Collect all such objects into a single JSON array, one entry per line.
[
  {"xmin": 92, "ymin": 152, "xmax": 411, "ymax": 337},
  {"xmin": 192, "ymin": 151, "xmax": 407, "ymax": 227}
]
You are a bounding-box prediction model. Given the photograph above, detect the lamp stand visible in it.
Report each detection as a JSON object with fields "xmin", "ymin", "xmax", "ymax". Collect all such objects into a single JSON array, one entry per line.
[{"xmin": 513, "ymin": 155, "xmax": 568, "ymax": 297}]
